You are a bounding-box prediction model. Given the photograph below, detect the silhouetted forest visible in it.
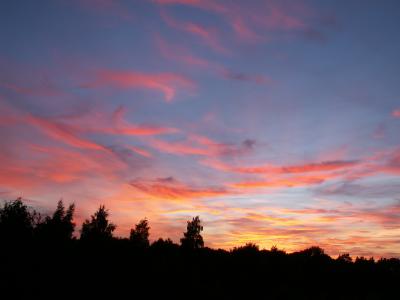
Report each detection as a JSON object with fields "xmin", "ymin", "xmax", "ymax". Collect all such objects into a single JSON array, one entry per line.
[{"xmin": 1, "ymin": 198, "xmax": 399, "ymax": 299}]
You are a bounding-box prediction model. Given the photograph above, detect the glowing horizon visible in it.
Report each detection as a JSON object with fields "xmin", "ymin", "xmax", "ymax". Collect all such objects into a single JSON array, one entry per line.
[{"xmin": 1, "ymin": 0, "xmax": 399, "ymax": 258}]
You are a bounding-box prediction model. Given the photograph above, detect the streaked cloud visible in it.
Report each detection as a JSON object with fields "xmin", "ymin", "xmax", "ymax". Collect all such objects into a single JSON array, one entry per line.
[
  {"xmin": 83, "ymin": 70, "xmax": 195, "ymax": 102},
  {"xmin": 130, "ymin": 176, "xmax": 230, "ymax": 200}
]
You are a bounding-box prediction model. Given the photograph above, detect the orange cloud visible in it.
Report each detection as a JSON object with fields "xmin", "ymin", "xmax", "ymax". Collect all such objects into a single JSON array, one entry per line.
[
  {"xmin": 231, "ymin": 173, "xmax": 334, "ymax": 189},
  {"xmin": 0, "ymin": 142, "xmax": 127, "ymax": 191},
  {"xmin": 130, "ymin": 177, "xmax": 230, "ymax": 201},
  {"xmin": 148, "ymin": 138, "xmax": 210, "ymax": 156},
  {"xmin": 203, "ymin": 159, "xmax": 358, "ymax": 175},
  {"xmin": 85, "ymin": 70, "xmax": 195, "ymax": 102}
]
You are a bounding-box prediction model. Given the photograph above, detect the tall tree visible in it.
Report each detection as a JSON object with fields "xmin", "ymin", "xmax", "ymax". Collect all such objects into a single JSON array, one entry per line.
[
  {"xmin": 180, "ymin": 216, "xmax": 204, "ymax": 250},
  {"xmin": 80, "ymin": 205, "xmax": 116, "ymax": 242},
  {"xmin": 35, "ymin": 200, "xmax": 75, "ymax": 242},
  {"xmin": 130, "ymin": 218, "xmax": 150, "ymax": 249}
]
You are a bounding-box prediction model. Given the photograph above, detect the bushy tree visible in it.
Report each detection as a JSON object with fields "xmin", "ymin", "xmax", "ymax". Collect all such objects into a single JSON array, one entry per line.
[
  {"xmin": 180, "ymin": 216, "xmax": 204, "ymax": 250},
  {"xmin": 80, "ymin": 205, "xmax": 116, "ymax": 242},
  {"xmin": 232, "ymin": 243, "xmax": 260, "ymax": 254},
  {"xmin": 298, "ymin": 246, "xmax": 327, "ymax": 257},
  {"xmin": 337, "ymin": 253, "xmax": 352, "ymax": 263},
  {"xmin": 0, "ymin": 198, "xmax": 37, "ymax": 243},
  {"xmin": 35, "ymin": 200, "xmax": 75, "ymax": 242},
  {"xmin": 130, "ymin": 218, "xmax": 150, "ymax": 249}
]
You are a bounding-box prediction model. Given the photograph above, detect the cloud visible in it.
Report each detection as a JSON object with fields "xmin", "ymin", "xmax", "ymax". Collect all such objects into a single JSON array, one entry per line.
[
  {"xmin": 160, "ymin": 11, "xmax": 228, "ymax": 54},
  {"xmin": 27, "ymin": 115, "xmax": 105, "ymax": 151},
  {"xmin": 231, "ymin": 173, "xmax": 334, "ymax": 189},
  {"xmin": 203, "ymin": 159, "xmax": 358, "ymax": 175},
  {"xmin": 155, "ymin": 35, "xmax": 270, "ymax": 84},
  {"xmin": 130, "ymin": 177, "xmax": 230, "ymax": 200},
  {"xmin": 154, "ymin": 0, "xmax": 321, "ymax": 43},
  {"xmin": 155, "ymin": 34, "xmax": 214, "ymax": 68},
  {"xmin": 220, "ymin": 69, "xmax": 271, "ymax": 84},
  {"xmin": 0, "ymin": 143, "xmax": 126, "ymax": 189},
  {"xmin": 107, "ymin": 106, "xmax": 178, "ymax": 136},
  {"xmin": 317, "ymin": 182, "xmax": 400, "ymax": 198},
  {"xmin": 83, "ymin": 70, "xmax": 195, "ymax": 102},
  {"xmin": 392, "ymin": 109, "xmax": 400, "ymax": 118},
  {"xmin": 147, "ymin": 135, "xmax": 256, "ymax": 157}
]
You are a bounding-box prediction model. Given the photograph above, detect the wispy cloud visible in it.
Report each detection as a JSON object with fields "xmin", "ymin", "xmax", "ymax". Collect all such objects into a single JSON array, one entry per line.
[
  {"xmin": 130, "ymin": 176, "xmax": 230, "ymax": 200},
  {"xmin": 160, "ymin": 11, "xmax": 228, "ymax": 54},
  {"xmin": 154, "ymin": 0, "xmax": 323, "ymax": 43},
  {"xmin": 83, "ymin": 69, "xmax": 195, "ymax": 102},
  {"xmin": 148, "ymin": 134, "xmax": 255, "ymax": 157},
  {"xmin": 155, "ymin": 35, "xmax": 270, "ymax": 84}
]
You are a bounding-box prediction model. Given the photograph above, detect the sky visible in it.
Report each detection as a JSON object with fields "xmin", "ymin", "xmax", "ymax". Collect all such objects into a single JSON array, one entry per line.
[{"xmin": 1, "ymin": 0, "xmax": 400, "ymax": 257}]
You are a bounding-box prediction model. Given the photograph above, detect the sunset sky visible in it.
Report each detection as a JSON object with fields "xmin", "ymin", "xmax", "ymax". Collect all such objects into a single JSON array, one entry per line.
[{"xmin": 1, "ymin": 0, "xmax": 400, "ymax": 257}]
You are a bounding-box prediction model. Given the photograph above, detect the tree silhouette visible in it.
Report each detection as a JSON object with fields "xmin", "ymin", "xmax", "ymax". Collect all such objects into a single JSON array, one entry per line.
[
  {"xmin": 130, "ymin": 218, "xmax": 150, "ymax": 249},
  {"xmin": 337, "ymin": 253, "xmax": 352, "ymax": 263},
  {"xmin": 1, "ymin": 198, "xmax": 400, "ymax": 299},
  {"xmin": 180, "ymin": 216, "xmax": 204, "ymax": 250},
  {"xmin": 0, "ymin": 198, "xmax": 37, "ymax": 243},
  {"xmin": 35, "ymin": 200, "xmax": 75, "ymax": 242},
  {"xmin": 80, "ymin": 205, "xmax": 115, "ymax": 242},
  {"xmin": 232, "ymin": 243, "xmax": 259, "ymax": 255}
]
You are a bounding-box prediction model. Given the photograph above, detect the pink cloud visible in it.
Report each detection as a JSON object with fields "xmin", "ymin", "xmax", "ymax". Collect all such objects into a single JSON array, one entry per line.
[
  {"xmin": 160, "ymin": 11, "xmax": 228, "ymax": 54},
  {"xmin": 84, "ymin": 70, "xmax": 195, "ymax": 102},
  {"xmin": 392, "ymin": 109, "xmax": 400, "ymax": 118},
  {"xmin": 155, "ymin": 35, "xmax": 213, "ymax": 68},
  {"xmin": 155, "ymin": 0, "xmax": 314, "ymax": 43},
  {"xmin": 27, "ymin": 115, "xmax": 105, "ymax": 151},
  {"xmin": 147, "ymin": 134, "xmax": 255, "ymax": 157}
]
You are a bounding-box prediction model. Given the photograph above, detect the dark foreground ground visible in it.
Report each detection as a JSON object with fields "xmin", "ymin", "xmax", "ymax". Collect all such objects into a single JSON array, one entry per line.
[{"xmin": 1, "ymin": 241, "xmax": 399, "ymax": 300}]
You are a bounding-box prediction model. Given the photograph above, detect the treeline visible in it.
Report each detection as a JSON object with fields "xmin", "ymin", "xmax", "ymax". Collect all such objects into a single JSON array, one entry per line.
[
  {"xmin": 1, "ymin": 198, "xmax": 399, "ymax": 299},
  {"xmin": 0, "ymin": 198, "xmax": 204, "ymax": 249}
]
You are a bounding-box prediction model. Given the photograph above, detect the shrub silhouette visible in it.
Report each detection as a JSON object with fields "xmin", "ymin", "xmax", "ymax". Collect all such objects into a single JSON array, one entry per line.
[
  {"xmin": 232, "ymin": 242, "xmax": 260, "ymax": 255},
  {"xmin": 80, "ymin": 205, "xmax": 115, "ymax": 242},
  {"xmin": 180, "ymin": 216, "xmax": 204, "ymax": 250},
  {"xmin": 130, "ymin": 218, "xmax": 150, "ymax": 249},
  {"xmin": 0, "ymin": 198, "xmax": 37, "ymax": 243}
]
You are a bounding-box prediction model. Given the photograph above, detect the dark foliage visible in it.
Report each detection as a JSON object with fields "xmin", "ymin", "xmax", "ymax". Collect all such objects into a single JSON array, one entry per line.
[
  {"xmin": 0, "ymin": 198, "xmax": 37, "ymax": 243},
  {"xmin": 180, "ymin": 215, "xmax": 204, "ymax": 250},
  {"xmin": 80, "ymin": 205, "xmax": 116, "ymax": 242},
  {"xmin": 35, "ymin": 200, "xmax": 75, "ymax": 243},
  {"xmin": 130, "ymin": 218, "xmax": 150, "ymax": 249},
  {"xmin": 0, "ymin": 198, "xmax": 399, "ymax": 300}
]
